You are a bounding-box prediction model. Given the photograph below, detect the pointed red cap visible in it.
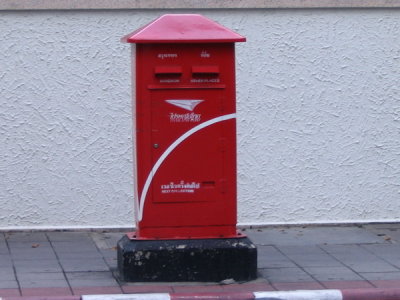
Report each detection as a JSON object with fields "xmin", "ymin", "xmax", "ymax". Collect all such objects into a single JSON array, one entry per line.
[{"xmin": 121, "ymin": 14, "xmax": 246, "ymax": 44}]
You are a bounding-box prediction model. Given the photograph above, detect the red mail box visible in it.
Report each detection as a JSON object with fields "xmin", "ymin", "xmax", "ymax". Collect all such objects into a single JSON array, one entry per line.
[{"xmin": 122, "ymin": 14, "xmax": 246, "ymax": 239}]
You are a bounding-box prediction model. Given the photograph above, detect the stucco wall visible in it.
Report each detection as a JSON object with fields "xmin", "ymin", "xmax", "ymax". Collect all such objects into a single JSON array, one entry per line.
[{"xmin": 1, "ymin": 8, "xmax": 399, "ymax": 229}]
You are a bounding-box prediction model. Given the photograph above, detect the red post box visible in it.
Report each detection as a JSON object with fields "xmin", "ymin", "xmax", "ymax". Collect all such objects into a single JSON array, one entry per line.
[
  {"xmin": 123, "ymin": 14, "xmax": 245, "ymax": 240},
  {"xmin": 118, "ymin": 14, "xmax": 257, "ymax": 282}
]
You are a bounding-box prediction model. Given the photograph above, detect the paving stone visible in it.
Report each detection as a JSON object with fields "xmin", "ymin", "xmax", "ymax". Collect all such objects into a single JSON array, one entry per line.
[
  {"xmin": 17, "ymin": 271, "xmax": 66, "ymax": 281},
  {"xmin": 359, "ymin": 272, "xmax": 400, "ymax": 281},
  {"xmin": 47, "ymin": 232, "xmax": 92, "ymax": 242},
  {"xmin": 258, "ymin": 246, "xmax": 297, "ymax": 268},
  {"xmin": 304, "ymin": 266, "xmax": 364, "ymax": 281},
  {"xmin": 104, "ymin": 256, "xmax": 118, "ymax": 269},
  {"xmin": 364, "ymin": 225, "xmax": 400, "ymax": 243},
  {"xmin": 121, "ymin": 285, "xmax": 174, "ymax": 294},
  {"xmin": 221, "ymin": 282, "xmax": 274, "ymax": 292},
  {"xmin": 19, "ymin": 278, "xmax": 69, "ymax": 288},
  {"xmin": 321, "ymin": 280, "xmax": 375, "ymax": 289},
  {"xmin": 56, "ymin": 250, "xmax": 103, "ymax": 260},
  {"xmin": 343, "ymin": 260, "xmax": 399, "ymax": 273},
  {"xmin": 52, "ymin": 241, "xmax": 99, "ymax": 253},
  {"xmin": 259, "ymin": 267, "xmax": 315, "ymax": 283},
  {"xmin": 321, "ymin": 244, "xmax": 373, "ymax": 256},
  {"xmin": 8, "ymin": 241, "xmax": 52, "ymax": 249},
  {"xmin": 0, "ymin": 254, "xmax": 13, "ymax": 267},
  {"xmin": 0, "ymin": 280, "xmax": 19, "ymax": 289},
  {"xmin": 91, "ymin": 232, "xmax": 124, "ymax": 250},
  {"xmin": 59, "ymin": 258, "xmax": 110, "ymax": 272},
  {"xmin": 5, "ymin": 232, "xmax": 48, "ymax": 242},
  {"xmin": 14, "ymin": 259, "xmax": 62, "ymax": 273},
  {"xmin": 361, "ymin": 244, "xmax": 400, "ymax": 267},
  {"xmin": 0, "ymin": 267, "xmax": 16, "ymax": 281},
  {"xmin": 246, "ymin": 226, "xmax": 381, "ymax": 246},
  {"xmin": 10, "ymin": 247, "xmax": 57, "ymax": 260},
  {"xmin": 272, "ymin": 281, "xmax": 324, "ymax": 291},
  {"xmin": 277, "ymin": 245, "xmax": 327, "ymax": 255},
  {"xmin": 172, "ymin": 284, "xmax": 225, "ymax": 293},
  {"xmin": 66, "ymin": 271, "xmax": 119, "ymax": 287},
  {"xmin": 0, "ymin": 242, "xmax": 9, "ymax": 255}
]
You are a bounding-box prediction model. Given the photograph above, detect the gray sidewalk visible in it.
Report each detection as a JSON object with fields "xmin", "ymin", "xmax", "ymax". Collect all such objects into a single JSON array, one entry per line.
[{"xmin": 1, "ymin": 224, "xmax": 400, "ymax": 297}]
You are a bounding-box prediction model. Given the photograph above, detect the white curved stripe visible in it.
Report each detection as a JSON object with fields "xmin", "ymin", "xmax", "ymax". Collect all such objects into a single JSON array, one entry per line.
[{"xmin": 138, "ymin": 113, "xmax": 236, "ymax": 221}]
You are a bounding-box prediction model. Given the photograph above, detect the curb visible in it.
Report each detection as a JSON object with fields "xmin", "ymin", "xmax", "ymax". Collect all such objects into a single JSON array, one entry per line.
[
  {"xmin": 4, "ymin": 288, "xmax": 400, "ymax": 300},
  {"xmin": 78, "ymin": 288, "xmax": 400, "ymax": 300}
]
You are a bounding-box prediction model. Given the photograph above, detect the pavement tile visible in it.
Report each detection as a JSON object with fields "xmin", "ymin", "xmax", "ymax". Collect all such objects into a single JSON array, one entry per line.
[
  {"xmin": 59, "ymin": 258, "xmax": 110, "ymax": 272},
  {"xmin": 47, "ymin": 232, "xmax": 92, "ymax": 242},
  {"xmin": 304, "ymin": 266, "xmax": 364, "ymax": 281},
  {"xmin": 0, "ymin": 281, "xmax": 19, "ymax": 289},
  {"xmin": 359, "ymin": 272, "xmax": 400, "ymax": 281},
  {"xmin": 0, "ymin": 254, "xmax": 13, "ymax": 268},
  {"xmin": 343, "ymin": 260, "xmax": 399, "ymax": 273},
  {"xmin": 90, "ymin": 233, "xmax": 123, "ymax": 250},
  {"xmin": 361, "ymin": 244, "xmax": 400, "ymax": 268},
  {"xmin": 72, "ymin": 286, "xmax": 123, "ymax": 296},
  {"xmin": 0, "ymin": 267, "xmax": 16, "ymax": 281},
  {"xmin": 321, "ymin": 280, "xmax": 375, "ymax": 289},
  {"xmin": 121, "ymin": 285, "xmax": 174, "ymax": 294},
  {"xmin": 281, "ymin": 252, "xmax": 343, "ymax": 267},
  {"xmin": 321, "ymin": 244, "xmax": 400, "ymax": 272},
  {"xmin": 246, "ymin": 226, "xmax": 381, "ymax": 246},
  {"xmin": 56, "ymin": 251, "xmax": 103, "ymax": 260},
  {"xmin": 259, "ymin": 267, "xmax": 315, "ymax": 283},
  {"xmin": 103, "ymin": 256, "xmax": 118, "ymax": 269},
  {"xmin": 5, "ymin": 232, "xmax": 48, "ymax": 243},
  {"xmin": 257, "ymin": 246, "xmax": 297, "ymax": 268},
  {"xmin": 0, "ymin": 288, "xmax": 21, "ymax": 297},
  {"xmin": 52, "ymin": 241, "xmax": 98, "ymax": 253},
  {"xmin": 364, "ymin": 225, "xmax": 400, "ymax": 242},
  {"xmin": 14, "ymin": 259, "xmax": 62, "ymax": 273},
  {"xmin": 172, "ymin": 284, "xmax": 225, "ymax": 293},
  {"xmin": 10, "ymin": 247, "xmax": 57, "ymax": 260},
  {"xmin": 66, "ymin": 272, "xmax": 119, "ymax": 287},
  {"xmin": 8, "ymin": 241, "xmax": 52, "ymax": 249},
  {"xmin": 221, "ymin": 282, "xmax": 275, "ymax": 292},
  {"xmin": 370, "ymin": 280, "xmax": 400, "ymax": 288},
  {"xmin": 19, "ymin": 279, "xmax": 69, "ymax": 289},
  {"xmin": 0, "ymin": 242, "xmax": 10, "ymax": 255},
  {"xmin": 21, "ymin": 287, "xmax": 72, "ymax": 296},
  {"xmin": 278, "ymin": 245, "xmax": 328, "ymax": 255},
  {"xmin": 272, "ymin": 281, "xmax": 324, "ymax": 291},
  {"xmin": 17, "ymin": 272, "xmax": 68, "ymax": 288}
]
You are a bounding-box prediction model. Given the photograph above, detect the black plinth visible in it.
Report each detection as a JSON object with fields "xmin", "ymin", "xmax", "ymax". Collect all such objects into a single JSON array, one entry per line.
[{"xmin": 117, "ymin": 235, "xmax": 257, "ymax": 282}]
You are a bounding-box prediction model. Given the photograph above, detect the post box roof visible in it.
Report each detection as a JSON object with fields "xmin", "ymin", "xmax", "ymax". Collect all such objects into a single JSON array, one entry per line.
[{"xmin": 122, "ymin": 14, "xmax": 246, "ymax": 43}]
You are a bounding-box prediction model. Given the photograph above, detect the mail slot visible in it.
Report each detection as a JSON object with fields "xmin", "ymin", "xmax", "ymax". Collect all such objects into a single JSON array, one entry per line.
[{"xmin": 122, "ymin": 14, "xmax": 246, "ymax": 240}]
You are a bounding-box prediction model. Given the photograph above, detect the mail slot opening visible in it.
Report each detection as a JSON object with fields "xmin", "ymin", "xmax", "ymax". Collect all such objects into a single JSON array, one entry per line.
[
  {"xmin": 155, "ymin": 65, "xmax": 183, "ymax": 76},
  {"xmin": 192, "ymin": 65, "xmax": 219, "ymax": 75}
]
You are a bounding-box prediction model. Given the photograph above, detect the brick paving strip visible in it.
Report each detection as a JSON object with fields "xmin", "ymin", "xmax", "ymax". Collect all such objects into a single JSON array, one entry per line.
[{"xmin": 1, "ymin": 224, "xmax": 400, "ymax": 299}]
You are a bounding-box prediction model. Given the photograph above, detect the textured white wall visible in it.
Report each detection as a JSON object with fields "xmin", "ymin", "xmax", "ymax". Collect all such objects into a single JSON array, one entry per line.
[{"xmin": 1, "ymin": 9, "xmax": 399, "ymax": 229}]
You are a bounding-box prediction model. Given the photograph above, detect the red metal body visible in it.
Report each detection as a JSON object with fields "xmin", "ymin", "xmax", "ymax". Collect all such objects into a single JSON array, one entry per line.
[{"xmin": 123, "ymin": 14, "xmax": 246, "ymax": 240}]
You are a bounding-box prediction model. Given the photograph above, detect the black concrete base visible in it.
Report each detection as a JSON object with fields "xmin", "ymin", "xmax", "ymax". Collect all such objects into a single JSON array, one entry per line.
[{"xmin": 117, "ymin": 235, "xmax": 257, "ymax": 282}]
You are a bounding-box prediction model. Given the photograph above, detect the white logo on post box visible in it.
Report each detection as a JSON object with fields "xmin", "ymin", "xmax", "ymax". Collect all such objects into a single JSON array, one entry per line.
[
  {"xmin": 166, "ymin": 99, "xmax": 204, "ymax": 112},
  {"xmin": 166, "ymin": 99, "xmax": 203, "ymax": 123}
]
